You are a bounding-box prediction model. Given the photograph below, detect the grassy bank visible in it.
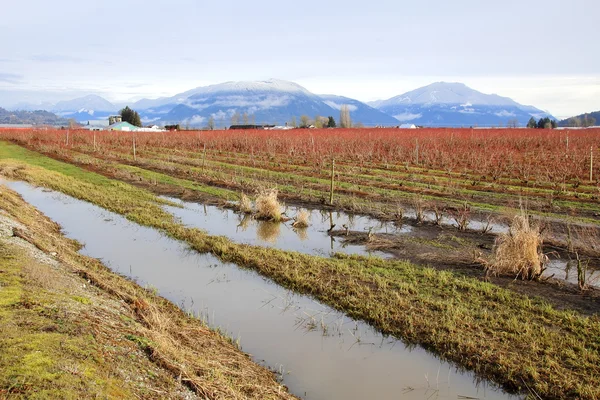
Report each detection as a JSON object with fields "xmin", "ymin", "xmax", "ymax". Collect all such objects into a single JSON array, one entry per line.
[
  {"xmin": 0, "ymin": 175, "xmax": 294, "ymax": 398},
  {"xmin": 1, "ymin": 141, "xmax": 600, "ymax": 399}
]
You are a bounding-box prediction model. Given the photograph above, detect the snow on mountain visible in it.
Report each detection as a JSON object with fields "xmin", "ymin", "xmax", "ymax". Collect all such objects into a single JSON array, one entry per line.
[
  {"xmin": 156, "ymin": 80, "xmax": 333, "ymax": 126},
  {"xmin": 133, "ymin": 79, "xmax": 312, "ymax": 111},
  {"xmin": 370, "ymin": 82, "xmax": 555, "ymax": 127}
]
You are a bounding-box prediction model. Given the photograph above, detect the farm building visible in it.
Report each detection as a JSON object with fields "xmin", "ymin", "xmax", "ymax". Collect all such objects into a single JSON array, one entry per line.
[
  {"xmin": 399, "ymin": 123, "xmax": 417, "ymax": 129},
  {"xmin": 107, "ymin": 121, "xmax": 138, "ymax": 131}
]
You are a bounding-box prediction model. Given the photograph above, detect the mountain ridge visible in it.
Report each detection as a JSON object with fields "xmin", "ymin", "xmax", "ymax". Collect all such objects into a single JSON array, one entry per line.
[
  {"xmin": 369, "ymin": 82, "xmax": 554, "ymax": 127},
  {"xmin": 0, "ymin": 80, "xmax": 559, "ymax": 127}
]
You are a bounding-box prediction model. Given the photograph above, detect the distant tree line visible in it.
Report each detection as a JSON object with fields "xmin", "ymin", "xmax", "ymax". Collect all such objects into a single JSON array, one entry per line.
[{"xmin": 527, "ymin": 117, "xmax": 557, "ymax": 129}]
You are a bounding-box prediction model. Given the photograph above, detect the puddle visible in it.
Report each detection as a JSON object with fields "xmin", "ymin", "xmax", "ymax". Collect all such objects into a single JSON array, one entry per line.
[
  {"xmin": 2, "ymin": 180, "xmax": 518, "ymax": 400},
  {"xmin": 162, "ymin": 196, "xmax": 407, "ymax": 258},
  {"xmin": 162, "ymin": 196, "xmax": 510, "ymax": 261},
  {"xmin": 544, "ymin": 258, "xmax": 599, "ymax": 288}
]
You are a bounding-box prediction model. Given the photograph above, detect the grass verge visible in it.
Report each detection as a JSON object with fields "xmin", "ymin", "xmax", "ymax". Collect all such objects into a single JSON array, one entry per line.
[{"xmin": 0, "ymin": 176, "xmax": 293, "ymax": 399}]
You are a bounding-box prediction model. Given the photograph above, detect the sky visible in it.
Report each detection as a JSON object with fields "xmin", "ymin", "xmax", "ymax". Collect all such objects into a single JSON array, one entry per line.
[{"xmin": 0, "ymin": 0, "xmax": 598, "ymax": 118}]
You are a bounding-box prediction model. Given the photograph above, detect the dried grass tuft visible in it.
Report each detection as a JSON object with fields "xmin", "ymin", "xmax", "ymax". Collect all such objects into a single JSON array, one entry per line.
[
  {"xmin": 238, "ymin": 193, "xmax": 253, "ymax": 214},
  {"xmin": 488, "ymin": 214, "xmax": 546, "ymax": 280},
  {"xmin": 292, "ymin": 209, "xmax": 310, "ymax": 228},
  {"xmin": 255, "ymin": 189, "xmax": 282, "ymax": 221}
]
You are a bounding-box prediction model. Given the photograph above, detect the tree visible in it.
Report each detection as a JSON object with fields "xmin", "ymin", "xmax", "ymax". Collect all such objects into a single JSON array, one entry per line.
[
  {"xmin": 507, "ymin": 118, "xmax": 519, "ymax": 128},
  {"xmin": 537, "ymin": 118, "xmax": 545, "ymax": 129},
  {"xmin": 119, "ymin": 106, "xmax": 142, "ymax": 127},
  {"xmin": 207, "ymin": 115, "xmax": 215, "ymax": 130},
  {"xmin": 314, "ymin": 115, "xmax": 323, "ymax": 128},
  {"xmin": 300, "ymin": 115, "xmax": 310, "ymax": 128},
  {"xmin": 290, "ymin": 116, "xmax": 297, "ymax": 128},
  {"xmin": 527, "ymin": 117, "xmax": 537, "ymax": 128},
  {"xmin": 327, "ymin": 116, "xmax": 336, "ymax": 128},
  {"xmin": 340, "ymin": 105, "xmax": 352, "ymax": 128},
  {"xmin": 67, "ymin": 118, "xmax": 78, "ymax": 129},
  {"xmin": 242, "ymin": 112, "xmax": 249, "ymax": 125},
  {"xmin": 231, "ymin": 111, "xmax": 240, "ymax": 126}
]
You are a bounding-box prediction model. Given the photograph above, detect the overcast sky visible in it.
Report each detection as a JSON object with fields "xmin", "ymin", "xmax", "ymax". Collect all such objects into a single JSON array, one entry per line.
[{"xmin": 0, "ymin": 0, "xmax": 598, "ymax": 118}]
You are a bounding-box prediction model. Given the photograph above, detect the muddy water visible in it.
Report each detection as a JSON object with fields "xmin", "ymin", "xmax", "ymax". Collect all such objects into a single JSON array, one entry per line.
[
  {"xmin": 544, "ymin": 258, "xmax": 600, "ymax": 288},
  {"xmin": 3, "ymin": 180, "xmax": 518, "ymax": 400}
]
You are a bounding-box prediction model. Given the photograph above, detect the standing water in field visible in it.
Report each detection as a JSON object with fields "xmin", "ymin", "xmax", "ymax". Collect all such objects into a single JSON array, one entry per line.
[
  {"xmin": 2, "ymin": 180, "xmax": 519, "ymax": 400},
  {"xmin": 161, "ymin": 196, "xmax": 406, "ymax": 258}
]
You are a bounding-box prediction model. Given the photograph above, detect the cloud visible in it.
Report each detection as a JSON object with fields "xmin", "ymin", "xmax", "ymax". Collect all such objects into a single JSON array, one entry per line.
[
  {"xmin": 393, "ymin": 112, "xmax": 422, "ymax": 121},
  {"xmin": 323, "ymin": 100, "xmax": 357, "ymax": 112},
  {"xmin": 495, "ymin": 110, "xmax": 516, "ymax": 117},
  {"xmin": 0, "ymin": 72, "xmax": 24, "ymax": 84}
]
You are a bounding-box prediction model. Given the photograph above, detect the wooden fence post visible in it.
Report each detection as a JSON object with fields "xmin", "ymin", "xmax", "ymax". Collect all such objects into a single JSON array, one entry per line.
[
  {"xmin": 590, "ymin": 146, "xmax": 594, "ymax": 182},
  {"xmin": 415, "ymin": 138, "xmax": 419, "ymax": 165},
  {"xmin": 329, "ymin": 159, "xmax": 335, "ymax": 205}
]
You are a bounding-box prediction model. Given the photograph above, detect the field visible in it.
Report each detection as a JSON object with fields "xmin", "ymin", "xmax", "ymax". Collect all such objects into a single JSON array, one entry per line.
[
  {"xmin": 4, "ymin": 127, "xmax": 600, "ymax": 222},
  {"xmin": 1, "ymin": 127, "xmax": 600, "ymax": 399}
]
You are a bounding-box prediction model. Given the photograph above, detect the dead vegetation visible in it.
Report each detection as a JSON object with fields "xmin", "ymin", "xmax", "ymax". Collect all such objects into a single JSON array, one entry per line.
[
  {"xmin": 291, "ymin": 209, "xmax": 310, "ymax": 228},
  {"xmin": 255, "ymin": 189, "xmax": 284, "ymax": 222},
  {"xmin": 238, "ymin": 192, "xmax": 253, "ymax": 214},
  {"xmin": 488, "ymin": 214, "xmax": 547, "ymax": 280}
]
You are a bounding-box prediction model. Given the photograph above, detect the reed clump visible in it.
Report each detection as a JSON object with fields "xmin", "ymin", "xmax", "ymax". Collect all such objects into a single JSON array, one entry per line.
[
  {"xmin": 292, "ymin": 209, "xmax": 310, "ymax": 228},
  {"xmin": 255, "ymin": 189, "xmax": 283, "ymax": 221},
  {"xmin": 488, "ymin": 214, "xmax": 546, "ymax": 280},
  {"xmin": 238, "ymin": 193, "xmax": 253, "ymax": 214}
]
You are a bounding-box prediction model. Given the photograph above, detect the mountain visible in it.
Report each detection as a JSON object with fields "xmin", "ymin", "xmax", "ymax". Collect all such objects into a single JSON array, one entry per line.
[
  {"xmin": 0, "ymin": 107, "xmax": 69, "ymax": 126},
  {"xmin": 52, "ymin": 95, "xmax": 117, "ymax": 121},
  {"xmin": 559, "ymin": 111, "xmax": 599, "ymax": 127},
  {"xmin": 319, "ymin": 94, "xmax": 400, "ymax": 126},
  {"xmin": 137, "ymin": 79, "xmax": 396, "ymax": 127},
  {"xmin": 369, "ymin": 82, "xmax": 555, "ymax": 127}
]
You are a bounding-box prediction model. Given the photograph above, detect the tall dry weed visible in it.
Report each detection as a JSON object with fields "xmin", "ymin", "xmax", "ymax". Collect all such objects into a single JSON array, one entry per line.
[
  {"xmin": 238, "ymin": 193, "xmax": 253, "ymax": 214},
  {"xmin": 292, "ymin": 209, "xmax": 310, "ymax": 228},
  {"xmin": 255, "ymin": 189, "xmax": 282, "ymax": 221},
  {"xmin": 489, "ymin": 214, "xmax": 546, "ymax": 280}
]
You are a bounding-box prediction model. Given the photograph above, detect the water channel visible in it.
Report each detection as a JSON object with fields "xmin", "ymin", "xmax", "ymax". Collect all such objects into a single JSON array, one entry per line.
[{"xmin": 3, "ymin": 180, "xmax": 522, "ymax": 399}]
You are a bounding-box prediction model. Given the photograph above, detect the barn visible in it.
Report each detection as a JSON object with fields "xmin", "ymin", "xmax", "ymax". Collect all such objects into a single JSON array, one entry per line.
[{"xmin": 107, "ymin": 121, "xmax": 139, "ymax": 131}]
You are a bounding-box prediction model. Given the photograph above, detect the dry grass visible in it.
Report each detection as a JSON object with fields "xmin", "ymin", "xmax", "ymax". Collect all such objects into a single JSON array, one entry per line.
[
  {"xmin": 255, "ymin": 189, "xmax": 283, "ymax": 221},
  {"xmin": 238, "ymin": 193, "xmax": 253, "ymax": 214},
  {"xmin": 291, "ymin": 209, "xmax": 310, "ymax": 228},
  {"xmin": 488, "ymin": 214, "xmax": 546, "ymax": 280}
]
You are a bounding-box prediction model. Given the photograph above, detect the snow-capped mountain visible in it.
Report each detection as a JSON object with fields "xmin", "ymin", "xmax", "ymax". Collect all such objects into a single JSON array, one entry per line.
[
  {"xmin": 369, "ymin": 82, "xmax": 555, "ymax": 127},
  {"xmin": 137, "ymin": 79, "xmax": 397, "ymax": 127},
  {"xmin": 14, "ymin": 80, "xmax": 558, "ymax": 128}
]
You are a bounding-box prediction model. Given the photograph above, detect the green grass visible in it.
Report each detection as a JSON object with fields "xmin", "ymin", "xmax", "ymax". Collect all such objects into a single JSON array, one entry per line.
[
  {"xmin": 0, "ymin": 245, "xmax": 133, "ymax": 399},
  {"xmin": 1, "ymin": 141, "xmax": 600, "ymax": 399},
  {"xmin": 69, "ymin": 143, "xmax": 600, "ymax": 224}
]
